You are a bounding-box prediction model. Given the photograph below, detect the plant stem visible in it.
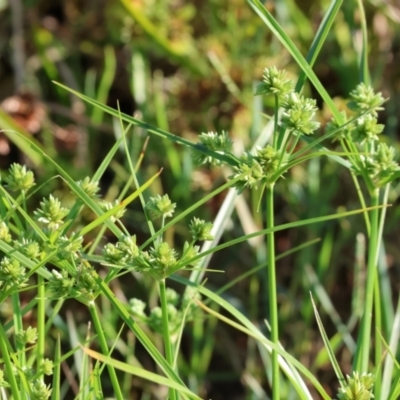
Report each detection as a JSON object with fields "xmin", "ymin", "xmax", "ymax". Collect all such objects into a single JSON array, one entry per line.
[
  {"xmin": 89, "ymin": 301, "xmax": 124, "ymax": 400},
  {"xmin": 159, "ymin": 278, "xmax": 178, "ymax": 400},
  {"xmin": 354, "ymin": 189, "xmax": 379, "ymax": 372},
  {"xmin": 11, "ymin": 292, "xmax": 26, "ymax": 395},
  {"xmin": 266, "ymin": 184, "xmax": 279, "ymax": 399},
  {"xmin": 37, "ymin": 275, "xmax": 45, "ymax": 375},
  {"xmin": 373, "ymin": 276, "xmax": 382, "ymax": 397},
  {"xmin": 0, "ymin": 322, "xmax": 20, "ymax": 399}
]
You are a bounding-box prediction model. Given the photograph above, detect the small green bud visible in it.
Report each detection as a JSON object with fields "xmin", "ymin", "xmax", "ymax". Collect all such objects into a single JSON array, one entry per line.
[
  {"xmin": 5, "ymin": 163, "xmax": 35, "ymax": 192},
  {"xmin": 179, "ymin": 241, "xmax": 200, "ymax": 267},
  {"xmin": 56, "ymin": 233, "xmax": 83, "ymax": 258},
  {"xmin": 149, "ymin": 242, "xmax": 178, "ymax": 276},
  {"xmin": 0, "ymin": 257, "xmax": 27, "ymax": 288},
  {"xmin": 165, "ymin": 288, "xmax": 179, "ymax": 306},
  {"xmin": 336, "ymin": 371, "xmax": 374, "ymax": 400},
  {"xmin": 0, "ymin": 221, "xmax": 12, "ymax": 243},
  {"xmin": 76, "ymin": 177, "xmax": 100, "ymax": 198},
  {"xmin": 363, "ymin": 142, "xmax": 400, "ymax": 187},
  {"xmin": 41, "ymin": 358, "xmax": 54, "ymax": 376},
  {"xmin": 145, "ymin": 194, "xmax": 176, "ymax": 220},
  {"xmin": 14, "ymin": 238, "xmax": 41, "ymax": 259},
  {"xmin": 352, "ymin": 114, "xmax": 384, "ymax": 144},
  {"xmin": 16, "ymin": 326, "xmax": 38, "ymax": 345},
  {"xmin": 48, "ymin": 269, "xmax": 75, "ymax": 299},
  {"xmin": 129, "ymin": 298, "xmax": 147, "ymax": 319},
  {"xmin": 192, "ymin": 131, "xmax": 233, "ymax": 166},
  {"xmin": 231, "ymin": 153, "xmax": 264, "ymax": 193},
  {"xmin": 103, "ymin": 243, "xmax": 125, "ymax": 264},
  {"xmin": 281, "ymin": 92, "xmax": 320, "ymax": 135},
  {"xmin": 76, "ymin": 261, "xmax": 99, "ymax": 297},
  {"xmin": 255, "ymin": 66, "xmax": 293, "ymax": 98},
  {"xmin": 30, "ymin": 379, "xmax": 52, "ymax": 400},
  {"xmin": 189, "ymin": 217, "xmax": 214, "ymax": 241},
  {"xmin": 99, "ymin": 200, "xmax": 126, "ymax": 222},
  {"xmin": 34, "ymin": 195, "xmax": 69, "ymax": 231},
  {"xmin": 117, "ymin": 235, "xmax": 140, "ymax": 261},
  {"xmin": 347, "ymin": 83, "xmax": 385, "ymax": 116}
]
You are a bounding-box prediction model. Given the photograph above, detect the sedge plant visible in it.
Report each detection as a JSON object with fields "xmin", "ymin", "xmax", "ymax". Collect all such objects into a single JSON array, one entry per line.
[{"xmin": 1, "ymin": 1, "xmax": 399, "ymax": 400}]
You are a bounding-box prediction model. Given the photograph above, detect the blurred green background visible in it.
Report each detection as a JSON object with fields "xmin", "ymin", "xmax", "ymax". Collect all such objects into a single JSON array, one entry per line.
[{"xmin": 0, "ymin": 0, "xmax": 399, "ymax": 398}]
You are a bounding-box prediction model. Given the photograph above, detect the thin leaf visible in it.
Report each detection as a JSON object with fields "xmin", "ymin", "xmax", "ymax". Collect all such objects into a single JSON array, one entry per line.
[
  {"xmin": 81, "ymin": 347, "xmax": 201, "ymax": 399},
  {"xmin": 310, "ymin": 294, "xmax": 345, "ymax": 385}
]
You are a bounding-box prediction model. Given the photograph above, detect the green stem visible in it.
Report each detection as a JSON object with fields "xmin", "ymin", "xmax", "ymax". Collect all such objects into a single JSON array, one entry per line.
[
  {"xmin": 0, "ymin": 322, "xmax": 20, "ymax": 399},
  {"xmin": 356, "ymin": 0, "xmax": 370, "ymax": 85},
  {"xmin": 373, "ymin": 276, "xmax": 382, "ymax": 397},
  {"xmin": 36, "ymin": 275, "xmax": 45, "ymax": 375},
  {"xmin": 273, "ymin": 95, "xmax": 279, "ymax": 150},
  {"xmin": 89, "ymin": 301, "xmax": 124, "ymax": 400},
  {"xmin": 266, "ymin": 184, "xmax": 279, "ymax": 399},
  {"xmin": 12, "ymin": 292, "xmax": 26, "ymax": 395},
  {"xmin": 159, "ymin": 278, "xmax": 178, "ymax": 400},
  {"xmin": 354, "ymin": 190, "xmax": 380, "ymax": 372}
]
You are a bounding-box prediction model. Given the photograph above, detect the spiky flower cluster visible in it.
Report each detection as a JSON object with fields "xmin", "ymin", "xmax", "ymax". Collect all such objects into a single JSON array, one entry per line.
[
  {"xmin": 347, "ymin": 83, "xmax": 384, "ymax": 116},
  {"xmin": 145, "ymin": 194, "xmax": 176, "ymax": 219},
  {"xmin": 4, "ymin": 163, "xmax": 35, "ymax": 192},
  {"xmin": 129, "ymin": 287, "xmax": 201, "ymax": 339},
  {"xmin": 0, "ymin": 256, "xmax": 27, "ymax": 290},
  {"xmin": 326, "ymin": 83, "xmax": 397, "ymax": 189},
  {"xmin": 99, "ymin": 200, "xmax": 126, "ymax": 222},
  {"xmin": 13, "ymin": 237, "xmax": 41, "ymax": 259},
  {"xmin": 0, "ymin": 221, "xmax": 12, "ymax": 243},
  {"xmin": 255, "ymin": 66, "xmax": 293, "ymax": 98},
  {"xmin": 361, "ymin": 143, "xmax": 400, "ymax": 188},
  {"xmin": 281, "ymin": 92, "xmax": 320, "ymax": 136},
  {"xmin": 352, "ymin": 114, "xmax": 384, "ymax": 145},
  {"xmin": 34, "ymin": 195, "xmax": 69, "ymax": 231},
  {"xmin": 192, "ymin": 131, "xmax": 233, "ymax": 166},
  {"xmin": 30, "ymin": 379, "xmax": 52, "ymax": 400},
  {"xmin": 76, "ymin": 176, "xmax": 100, "ymax": 198},
  {"xmin": 16, "ymin": 326, "xmax": 38, "ymax": 345},
  {"xmin": 336, "ymin": 371, "xmax": 375, "ymax": 400},
  {"xmin": 48, "ymin": 261, "xmax": 99, "ymax": 302},
  {"xmin": 103, "ymin": 217, "xmax": 213, "ymax": 279},
  {"xmin": 231, "ymin": 145, "xmax": 289, "ymax": 192}
]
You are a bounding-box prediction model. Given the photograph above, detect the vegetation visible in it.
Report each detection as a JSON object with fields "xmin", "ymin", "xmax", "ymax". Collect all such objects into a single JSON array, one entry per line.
[{"xmin": 0, "ymin": 0, "xmax": 399, "ymax": 399}]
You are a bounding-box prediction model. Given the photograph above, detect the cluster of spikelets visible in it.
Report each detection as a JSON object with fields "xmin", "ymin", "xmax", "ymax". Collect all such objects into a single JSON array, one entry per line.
[
  {"xmin": 192, "ymin": 66, "xmax": 399, "ymax": 194},
  {"xmin": 0, "ymin": 162, "xmax": 215, "ymax": 398},
  {"xmin": 0, "ymin": 326, "xmax": 53, "ymax": 398}
]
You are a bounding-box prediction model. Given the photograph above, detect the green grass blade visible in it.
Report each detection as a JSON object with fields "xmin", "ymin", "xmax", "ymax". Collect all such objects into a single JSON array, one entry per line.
[
  {"xmin": 177, "ymin": 205, "xmax": 384, "ymax": 269},
  {"xmin": 247, "ymin": 0, "xmax": 342, "ymax": 124},
  {"xmin": 92, "ymin": 45, "xmax": 116, "ymax": 124},
  {"xmin": 52, "ymin": 81, "xmax": 238, "ymax": 167},
  {"xmin": 356, "ymin": 0, "xmax": 370, "ymax": 85},
  {"xmin": 79, "ymin": 169, "xmax": 161, "ymax": 236},
  {"xmin": 305, "ymin": 265, "xmax": 356, "ymax": 353},
  {"xmin": 172, "ymin": 277, "xmax": 329, "ymax": 400},
  {"xmin": 81, "ymin": 347, "xmax": 201, "ymax": 400},
  {"xmin": 0, "ymin": 323, "xmax": 20, "ymax": 399},
  {"xmin": 295, "ymin": 0, "xmax": 343, "ymax": 91},
  {"xmin": 381, "ymin": 294, "xmax": 400, "ymax": 400},
  {"xmin": 310, "ymin": 294, "xmax": 345, "ymax": 385},
  {"xmin": 96, "ymin": 280, "xmax": 189, "ymax": 390}
]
